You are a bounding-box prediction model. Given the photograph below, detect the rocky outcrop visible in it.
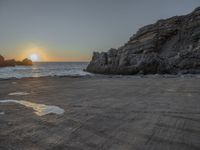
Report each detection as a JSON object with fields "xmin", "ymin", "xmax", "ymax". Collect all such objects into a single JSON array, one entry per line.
[
  {"xmin": 0, "ymin": 55, "xmax": 4, "ymax": 62},
  {"xmin": 22, "ymin": 58, "xmax": 33, "ymax": 66},
  {"xmin": 16, "ymin": 58, "xmax": 33, "ymax": 66},
  {"xmin": 0, "ymin": 55, "xmax": 33, "ymax": 67},
  {"xmin": 0, "ymin": 55, "xmax": 15, "ymax": 67},
  {"xmin": 87, "ymin": 7, "xmax": 200, "ymax": 75},
  {"xmin": 4, "ymin": 59, "xmax": 16, "ymax": 67}
]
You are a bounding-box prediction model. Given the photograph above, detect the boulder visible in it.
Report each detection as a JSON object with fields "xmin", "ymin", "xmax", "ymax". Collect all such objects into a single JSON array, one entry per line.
[{"xmin": 87, "ymin": 7, "xmax": 200, "ymax": 75}]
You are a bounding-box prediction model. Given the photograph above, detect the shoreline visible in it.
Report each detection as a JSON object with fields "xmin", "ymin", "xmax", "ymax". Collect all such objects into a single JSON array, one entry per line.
[{"xmin": 1, "ymin": 73, "xmax": 200, "ymax": 81}]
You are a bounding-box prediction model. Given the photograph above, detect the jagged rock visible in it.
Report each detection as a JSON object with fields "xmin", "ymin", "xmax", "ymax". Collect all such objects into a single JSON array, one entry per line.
[
  {"xmin": 87, "ymin": 7, "xmax": 200, "ymax": 75},
  {"xmin": 0, "ymin": 55, "xmax": 33, "ymax": 67}
]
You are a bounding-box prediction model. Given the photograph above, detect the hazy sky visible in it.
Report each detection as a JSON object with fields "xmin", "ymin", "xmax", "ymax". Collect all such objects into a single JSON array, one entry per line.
[{"xmin": 0, "ymin": 0, "xmax": 200, "ymax": 61}]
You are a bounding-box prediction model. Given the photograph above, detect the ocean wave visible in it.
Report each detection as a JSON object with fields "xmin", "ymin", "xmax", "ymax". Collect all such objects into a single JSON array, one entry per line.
[{"xmin": 0, "ymin": 62, "xmax": 92, "ymax": 79}]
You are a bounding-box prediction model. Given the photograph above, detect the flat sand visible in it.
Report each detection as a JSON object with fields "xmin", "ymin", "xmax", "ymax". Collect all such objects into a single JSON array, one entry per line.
[{"xmin": 0, "ymin": 76, "xmax": 200, "ymax": 150}]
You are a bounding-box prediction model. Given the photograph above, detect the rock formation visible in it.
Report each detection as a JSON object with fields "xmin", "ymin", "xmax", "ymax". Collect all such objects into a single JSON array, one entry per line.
[
  {"xmin": 0, "ymin": 55, "xmax": 4, "ymax": 62},
  {"xmin": 16, "ymin": 58, "xmax": 33, "ymax": 66},
  {"xmin": 0, "ymin": 55, "xmax": 15, "ymax": 67},
  {"xmin": 87, "ymin": 7, "xmax": 200, "ymax": 75},
  {"xmin": 4, "ymin": 59, "xmax": 16, "ymax": 67},
  {"xmin": 22, "ymin": 58, "xmax": 33, "ymax": 66},
  {"xmin": 0, "ymin": 55, "xmax": 33, "ymax": 67}
]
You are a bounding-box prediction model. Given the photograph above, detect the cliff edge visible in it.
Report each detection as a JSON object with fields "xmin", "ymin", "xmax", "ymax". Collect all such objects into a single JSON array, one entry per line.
[{"xmin": 87, "ymin": 7, "xmax": 200, "ymax": 75}]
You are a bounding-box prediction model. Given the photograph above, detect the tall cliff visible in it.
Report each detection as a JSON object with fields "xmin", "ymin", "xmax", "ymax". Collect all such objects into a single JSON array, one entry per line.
[{"xmin": 87, "ymin": 7, "xmax": 200, "ymax": 75}]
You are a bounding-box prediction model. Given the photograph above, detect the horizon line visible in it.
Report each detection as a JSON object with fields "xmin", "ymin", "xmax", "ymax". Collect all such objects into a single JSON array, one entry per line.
[{"xmin": 33, "ymin": 61, "xmax": 90, "ymax": 63}]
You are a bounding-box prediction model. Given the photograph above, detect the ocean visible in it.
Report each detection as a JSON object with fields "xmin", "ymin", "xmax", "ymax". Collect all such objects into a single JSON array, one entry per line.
[{"xmin": 0, "ymin": 62, "xmax": 92, "ymax": 79}]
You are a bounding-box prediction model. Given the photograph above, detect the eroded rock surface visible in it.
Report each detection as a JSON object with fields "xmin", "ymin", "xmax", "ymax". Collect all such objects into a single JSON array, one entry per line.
[{"xmin": 87, "ymin": 7, "xmax": 200, "ymax": 75}]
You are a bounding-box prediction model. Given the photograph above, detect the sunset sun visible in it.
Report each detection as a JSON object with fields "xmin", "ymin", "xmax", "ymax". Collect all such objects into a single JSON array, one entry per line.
[{"xmin": 29, "ymin": 54, "xmax": 39, "ymax": 62}]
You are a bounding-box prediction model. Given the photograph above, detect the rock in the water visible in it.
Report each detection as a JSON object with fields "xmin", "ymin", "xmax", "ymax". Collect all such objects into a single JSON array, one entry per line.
[
  {"xmin": 15, "ymin": 58, "xmax": 33, "ymax": 66},
  {"xmin": 87, "ymin": 7, "xmax": 200, "ymax": 75},
  {"xmin": 0, "ymin": 55, "xmax": 15, "ymax": 67},
  {"xmin": 0, "ymin": 55, "xmax": 5, "ymax": 62},
  {"xmin": 0, "ymin": 55, "xmax": 6, "ymax": 67},
  {"xmin": 22, "ymin": 58, "xmax": 33, "ymax": 66},
  {"xmin": 0, "ymin": 55, "xmax": 33, "ymax": 67},
  {"xmin": 4, "ymin": 59, "xmax": 16, "ymax": 67}
]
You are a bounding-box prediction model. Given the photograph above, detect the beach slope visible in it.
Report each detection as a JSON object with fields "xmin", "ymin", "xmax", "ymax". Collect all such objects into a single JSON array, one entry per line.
[{"xmin": 0, "ymin": 76, "xmax": 200, "ymax": 150}]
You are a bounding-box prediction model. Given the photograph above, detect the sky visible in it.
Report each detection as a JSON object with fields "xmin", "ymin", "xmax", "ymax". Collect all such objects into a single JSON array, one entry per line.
[{"xmin": 0, "ymin": 0, "xmax": 200, "ymax": 62}]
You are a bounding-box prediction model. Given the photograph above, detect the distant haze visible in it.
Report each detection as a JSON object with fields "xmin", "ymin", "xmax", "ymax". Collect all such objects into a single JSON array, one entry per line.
[{"xmin": 0, "ymin": 0, "xmax": 199, "ymax": 62}]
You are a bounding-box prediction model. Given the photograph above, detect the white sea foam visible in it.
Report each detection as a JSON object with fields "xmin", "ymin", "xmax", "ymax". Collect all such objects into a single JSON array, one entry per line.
[
  {"xmin": 0, "ymin": 100, "xmax": 65, "ymax": 116},
  {"xmin": 8, "ymin": 92, "xmax": 30, "ymax": 96}
]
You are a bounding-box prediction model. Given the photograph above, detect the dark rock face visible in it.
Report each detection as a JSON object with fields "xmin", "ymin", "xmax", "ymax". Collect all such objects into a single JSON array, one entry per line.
[
  {"xmin": 0, "ymin": 55, "xmax": 33, "ymax": 67},
  {"xmin": 0, "ymin": 55, "xmax": 5, "ymax": 62},
  {"xmin": 0, "ymin": 59, "xmax": 15, "ymax": 67},
  {"xmin": 0, "ymin": 55, "xmax": 15, "ymax": 67},
  {"xmin": 87, "ymin": 7, "xmax": 200, "ymax": 75},
  {"xmin": 4, "ymin": 59, "xmax": 16, "ymax": 67}
]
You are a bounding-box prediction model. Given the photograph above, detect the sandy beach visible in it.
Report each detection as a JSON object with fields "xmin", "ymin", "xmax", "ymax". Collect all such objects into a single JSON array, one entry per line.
[{"xmin": 0, "ymin": 76, "xmax": 200, "ymax": 150}]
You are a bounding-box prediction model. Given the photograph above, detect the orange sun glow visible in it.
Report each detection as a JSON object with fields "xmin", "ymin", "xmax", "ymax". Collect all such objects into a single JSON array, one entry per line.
[{"xmin": 19, "ymin": 45, "xmax": 49, "ymax": 62}]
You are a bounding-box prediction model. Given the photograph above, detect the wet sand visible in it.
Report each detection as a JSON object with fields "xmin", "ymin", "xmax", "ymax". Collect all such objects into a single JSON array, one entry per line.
[{"xmin": 0, "ymin": 76, "xmax": 200, "ymax": 150}]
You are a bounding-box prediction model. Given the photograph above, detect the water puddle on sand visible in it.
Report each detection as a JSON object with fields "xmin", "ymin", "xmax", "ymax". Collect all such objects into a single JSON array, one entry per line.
[
  {"xmin": 0, "ymin": 100, "xmax": 64, "ymax": 116},
  {"xmin": 8, "ymin": 92, "xmax": 30, "ymax": 96}
]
